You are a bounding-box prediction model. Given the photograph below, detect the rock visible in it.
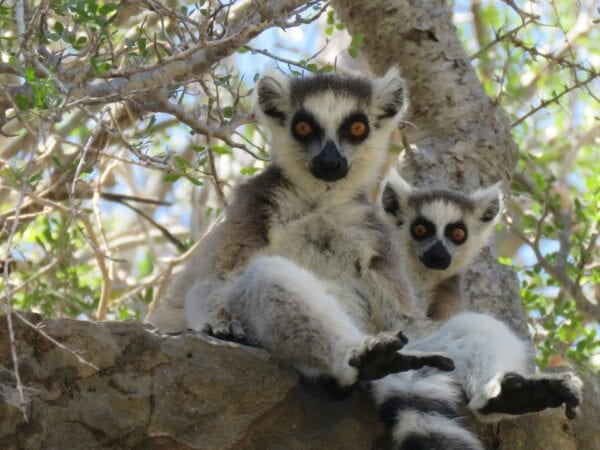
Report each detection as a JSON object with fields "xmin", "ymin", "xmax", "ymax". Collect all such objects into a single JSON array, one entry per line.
[
  {"xmin": 0, "ymin": 314, "xmax": 382, "ymax": 449},
  {"xmin": 1, "ymin": 314, "xmax": 598, "ymax": 449}
]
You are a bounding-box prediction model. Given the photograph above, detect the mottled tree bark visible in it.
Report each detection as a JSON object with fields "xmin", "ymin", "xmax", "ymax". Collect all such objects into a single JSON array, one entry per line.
[{"xmin": 333, "ymin": 1, "xmax": 597, "ymax": 449}]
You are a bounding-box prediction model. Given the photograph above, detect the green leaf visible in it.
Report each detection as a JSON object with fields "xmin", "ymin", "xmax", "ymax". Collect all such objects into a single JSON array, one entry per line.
[
  {"xmin": 24, "ymin": 68, "xmax": 37, "ymax": 85},
  {"xmin": 240, "ymin": 167, "xmax": 260, "ymax": 176},
  {"xmin": 319, "ymin": 64, "xmax": 334, "ymax": 73},
  {"xmin": 185, "ymin": 175, "xmax": 202, "ymax": 186},
  {"xmin": 51, "ymin": 156, "xmax": 64, "ymax": 169},
  {"xmin": 163, "ymin": 174, "xmax": 180, "ymax": 183},
  {"xmin": 557, "ymin": 323, "xmax": 578, "ymax": 344},
  {"xmin": 174, "ymin": 156, "xmax": 189, "ymax": 170},
  {"xmin": 348, "ymin": 47, "xmax": 358, "ymax": 58},
  {"xmin": 326, "ymin": 10, "xmax": 335, "ymax": 25},
  {"xmin": 53, "ymin": 22, "xmax": 64, "ymax": 34},
  {"xmin": 28, "ymin": 172, "xmax": 42, "ymax": 184},
  {"xmin": 222, "ymin": 106, "xmax": 234, "ymax": 119},
  {"xmin": 497, "ymin": 256, "xmax": 512, "ymax": 266},
  {"xmin": 138, "ymin": 252, "xmax": 154, "ymax": 277},
  {"xmin": 14, "ymin": 94, "xmax": 30, "ymax": 110},
  {"xmin": 191, "ymin": 145, "xmax": 205, "ymax": 153},
  {"xmin": 306, "ymin": 63, "xmax": 318, "ymax": 73},
  {"xmin": 211, "ymin": 145, "xmax": 232, "ymax": 155},
  {"xmin": 351, "ymin": 33, "xmax": 364, "ymax": 46}
]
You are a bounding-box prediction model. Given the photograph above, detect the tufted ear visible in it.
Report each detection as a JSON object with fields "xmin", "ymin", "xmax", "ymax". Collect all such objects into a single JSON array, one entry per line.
[
  {"xmin": 382, "ymin": 169, "xmax": 412, "ymax": 226},
  {"xmin": 256, "ymin": 70, "xmax": 291, "ymax": 125},
  {"xmin": 372, "ymin": 66, "xmax": 407, "ymax": 120},
  {"xmin": 470, "ymin": 182, "xmax": 502, "ymax": 223}
]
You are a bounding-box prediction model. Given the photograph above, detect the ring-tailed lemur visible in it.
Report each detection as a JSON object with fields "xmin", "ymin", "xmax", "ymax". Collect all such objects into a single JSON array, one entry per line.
[
  {"xmin": 377, "ymin": 171, "xmax": 582, "ymax": 447},
  {"xmin": 382, "ymin": 169, "xmax": 501, "ymax": 321},
  {"xmin": 149, "ymin": 67, "xmax": 454, "ymax": 378},
  {"xmin": 147, "ymin": 70, "xmax": 582, "ymax": 450}
]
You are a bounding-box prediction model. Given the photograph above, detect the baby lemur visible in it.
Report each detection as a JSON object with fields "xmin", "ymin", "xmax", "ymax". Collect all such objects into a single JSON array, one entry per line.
[
  {"xmin": 382, "ymin": 169, "xmax": 501, "ymax": 321},
  {"xmin": 148, "ymin": 69, "xmax": 581, "ymax": 450}
]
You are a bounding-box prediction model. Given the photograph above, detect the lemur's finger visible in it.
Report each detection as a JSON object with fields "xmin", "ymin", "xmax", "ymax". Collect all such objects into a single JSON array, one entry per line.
[
  {"xmin": 213, "ymin": 320, "xmax": 232, "ymax": 339},
  {"xmin": 434, "ymin": 355, "xmax": 455, "ymax": 371},
  {"xmin": 416, "ymin": 354, "xmax": 455, "ymax": 372},
  {"xmin": 348, "ymin": 351, "xmax": 361, "ymax": 368},
  {"xmin": 396, "ymin": 331, "xmax": 409, "ymax": 346},
  {"xmin": 501, "ymin": 373, "xmax": 526, "ymax": 392},
  {"xmin": 230, "ymin": 320, "xmax": 248, "ymax": 344}
]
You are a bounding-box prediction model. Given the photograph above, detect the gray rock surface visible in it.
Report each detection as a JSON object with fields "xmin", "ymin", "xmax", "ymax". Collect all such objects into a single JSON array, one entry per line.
[
  {"xmin": 1, "ymin": 314, "xmax": 597, "ymax": 449},
  {"xmin": 0, "ymin": 314, "xmax": 383, "ymax": 449}
]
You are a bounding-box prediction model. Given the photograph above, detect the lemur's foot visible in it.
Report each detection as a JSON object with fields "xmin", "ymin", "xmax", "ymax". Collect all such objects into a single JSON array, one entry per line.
[
  {"xmin": 200, "ymin": 319, "xmax": 248, "ymax": 345},
  {"xmin": 348, "ymin": 332, "xmax": 454, "ymax": 381},
  {"xmin": 478, "ymin": 372, "xmax": 582, "ymax": 420}
]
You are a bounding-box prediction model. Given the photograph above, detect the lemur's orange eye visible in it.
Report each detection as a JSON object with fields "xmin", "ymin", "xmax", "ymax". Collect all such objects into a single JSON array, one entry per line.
[
  {"xmin": 451, "ymin": 228, "xmax": 466, "ymax": 243},
  {"xmin": 350, "ymin": 121, "xmax": 367, "ymax": 138},
  {"xmin": 413, "ymin": 224, "xmax": 428, "ymax": 237},
  {"xmin": 295, "ymin": 121, "xmax": 312, "ymax": 137}
]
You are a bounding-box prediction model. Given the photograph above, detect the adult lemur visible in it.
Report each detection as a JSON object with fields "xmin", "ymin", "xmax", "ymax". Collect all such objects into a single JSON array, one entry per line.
[{"xmin": 148, "ymin": 69, "xmax": 581, "ymax": 449}]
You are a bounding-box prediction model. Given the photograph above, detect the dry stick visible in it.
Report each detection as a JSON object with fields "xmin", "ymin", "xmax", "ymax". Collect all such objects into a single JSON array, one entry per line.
[
  {"xmin": 469, "ymin": 18, "xmax": 534, "ymax": 61},
  {"xmin": 23, "ymin": 190, "xmax": 119, "ymax": 321},
  {"xmin": 93, "ymin": 137, "xmax": 123, "ymax": 320},
  {"xmin": 146, "ymin": 219, "xmax": 222, "ymax": 318},
  {"xmin": 511, "ymin": 72, "xmax": 599, "ymax": 128},
  {"xmin": 116, "ymin": 201, "xmax": 186, "ymax": 252},
  {"xmin": 67, "ymin": 115, "xmax": 113, "ymax": 320},
  {"xmin": 1, "ymin": 109, "xmax": 45, "ymax": 420},
  {"xmin": 512, "ymin": 174, "xmax": 600, "ymax": 321},
  {"xmin": 14, "ymin": 312, "xmax": 99, "ymax": 371}
]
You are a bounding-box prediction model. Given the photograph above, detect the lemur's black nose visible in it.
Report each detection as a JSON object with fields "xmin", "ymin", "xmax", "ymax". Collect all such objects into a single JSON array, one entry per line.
[
  {"xmin": 422, "ymin": 241, "xmax": 451, "ymax": 270},
  {"xmin": 310, "ymin": 140, "xmax": 348, "ymax": 182}
]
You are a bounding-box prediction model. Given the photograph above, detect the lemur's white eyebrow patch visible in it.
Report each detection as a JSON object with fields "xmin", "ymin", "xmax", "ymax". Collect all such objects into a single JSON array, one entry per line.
[{"xmin": 418, "ymin": 200, "xmax": 464, "ymax": 228}]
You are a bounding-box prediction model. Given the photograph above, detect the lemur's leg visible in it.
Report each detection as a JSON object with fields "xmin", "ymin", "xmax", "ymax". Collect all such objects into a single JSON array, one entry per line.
[
  {"xmin": 186, "ymin": 279, "xmax": 247, "ymax": 343},
  {"xmin": 220, "ymin": 255, "xmax": 453, "ymax": 388},
  {"xmin": 372, "ymin": 371, "xmax": 483, "ymax": 450},
  {"xmin": 407, "ymin": 312, "xmax": 582, "ymax": 421}
]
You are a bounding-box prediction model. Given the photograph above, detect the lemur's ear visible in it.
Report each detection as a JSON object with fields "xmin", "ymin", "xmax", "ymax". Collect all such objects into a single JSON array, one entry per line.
[
  {"xmin": 256, "ymin": 71, "xmax": 291, "ymax": 124},
  {"xmin": 382, "ymin": 169, "xmax": 412, "ymax": 226},
  {"xmin": 372, "ymin": 66, "xmax": 407, "ymax": 119},
  {"xmin": 471, "ymin": 182, "xmax": 502, "ymax": 223}
]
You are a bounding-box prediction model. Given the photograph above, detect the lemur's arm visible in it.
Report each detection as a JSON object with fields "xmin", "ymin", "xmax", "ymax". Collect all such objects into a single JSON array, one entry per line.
[
  {"xmin": 146, "ymin": 217, "xmax": 228, "ymax": 333},
  {"xmin": 147, "ymin": 166, "xmax": 285, "ymax": 334}
]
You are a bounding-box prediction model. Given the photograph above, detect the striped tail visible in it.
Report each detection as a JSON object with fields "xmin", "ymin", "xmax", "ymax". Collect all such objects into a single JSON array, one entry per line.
[{"xmin": 372, "ymin": 370, "xmax": 483, "ymax": 450}]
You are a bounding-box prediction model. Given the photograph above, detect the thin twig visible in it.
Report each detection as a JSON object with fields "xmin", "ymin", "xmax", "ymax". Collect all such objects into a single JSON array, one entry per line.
[{"xmin": 14, "ymin": 312, "xmax": 99, "ymax": 371}]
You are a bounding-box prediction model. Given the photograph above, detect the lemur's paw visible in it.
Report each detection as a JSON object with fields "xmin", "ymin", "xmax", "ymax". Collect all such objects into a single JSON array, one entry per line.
[
  {"xmin": 478, "ymin": 372, "xmax": 582, "ymax": 420},
  {"xmin": 200, "ymin": 319, "xmax": 248, "ymax": 345},
  {"xmin": 348, "ymin": 333, "xmax": 454, "ymax": 381}
]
